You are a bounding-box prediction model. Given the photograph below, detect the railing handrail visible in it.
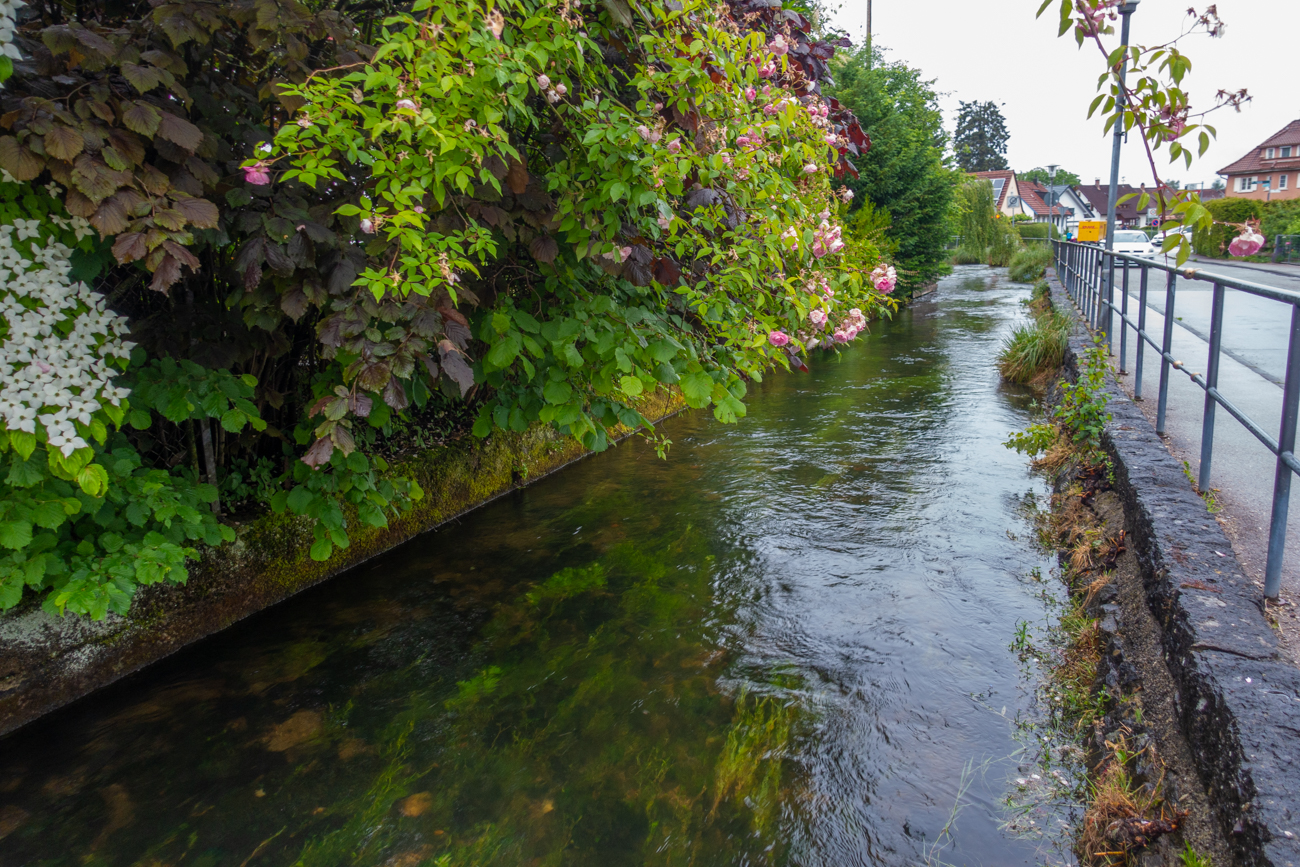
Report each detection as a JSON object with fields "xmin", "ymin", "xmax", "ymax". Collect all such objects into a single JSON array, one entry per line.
[
  {"xmin": 1050, "ymin": 239, "xmax": 1300, "ymax": 599},
  {"xmin": 1055, "ymin": 240, "xmax": 1300, "ymax": 306}
]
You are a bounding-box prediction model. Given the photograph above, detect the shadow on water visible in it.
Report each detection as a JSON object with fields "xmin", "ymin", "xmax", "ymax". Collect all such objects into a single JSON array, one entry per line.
[{"xmin": 0, "ymin": 265, "xmax": 1067, "ymax": 866}]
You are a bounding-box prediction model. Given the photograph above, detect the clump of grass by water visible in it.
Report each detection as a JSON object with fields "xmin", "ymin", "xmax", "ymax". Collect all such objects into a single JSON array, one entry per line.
[
  {"xmin": 952, "ymin": 243, "xmax": 986, "ymax": 265},
  {"xmin": 1008, "ymin": 244, "xmax": 1054, "ymax": 283},
  {"xmin": 999, "ymin": 308, "xmax": 1072, "ymax": 385}
]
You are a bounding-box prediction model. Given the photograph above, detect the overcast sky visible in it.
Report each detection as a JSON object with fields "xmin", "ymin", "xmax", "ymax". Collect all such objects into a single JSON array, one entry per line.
[{"xmin": 825, "ymin": 0, "xmax": 1300, "ymax": 188}]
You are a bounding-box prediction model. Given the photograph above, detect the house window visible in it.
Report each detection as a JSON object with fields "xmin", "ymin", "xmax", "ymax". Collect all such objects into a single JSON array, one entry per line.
[
  {"xmin": 1282, "ymin": 174, "xmax": 1290, "ymax": 191},
  {"xmin": 1236, "ymin": 177, "xmax": 1247, "ymax": 192},
  {"xmin": 1267, "ymin": 148, "xmax": 1276, "ymax": 159},
  {"xmin": 1284, "ymin": 146, "xmax": 1294, "ymax": 158}
]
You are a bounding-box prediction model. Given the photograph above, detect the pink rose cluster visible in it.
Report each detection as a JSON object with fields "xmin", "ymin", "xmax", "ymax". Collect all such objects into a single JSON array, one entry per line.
[
  {"xmin": 871, "ymin": 264, "xmax": 897, "ymax": 294},
  {"xmin": 1229, "ymin": 228, "xmax": 1265, "ymax": 258},
  {"xmin": 736, "ymin": 130, "xmax": 766, "ymax": 151},
  {"xmin": 537, "ymin": 74, "xmax": 567, "ymax": 104},
  {"xmin": 811, "ymin": 221, "xmax": 844, "ymax": 258},
  {"xmin": 831, "ymin": 307, "xmax": 868, "ymax": 345}
]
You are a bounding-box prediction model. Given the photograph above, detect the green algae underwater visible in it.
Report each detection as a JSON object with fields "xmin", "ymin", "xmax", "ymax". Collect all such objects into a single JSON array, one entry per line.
[{"xmin": 0, "ymin": 268, "xmax": 1068, "ymax": 866}]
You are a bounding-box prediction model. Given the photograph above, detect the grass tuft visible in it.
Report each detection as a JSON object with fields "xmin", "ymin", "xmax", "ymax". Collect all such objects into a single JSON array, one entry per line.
[
  {"xmin": 1008, "ymin": 244, "xmax": 1054, "ymax": 283},
  {"xmin": 999, "ymin": 309, "xmax": 1073, "ymax": 385}
]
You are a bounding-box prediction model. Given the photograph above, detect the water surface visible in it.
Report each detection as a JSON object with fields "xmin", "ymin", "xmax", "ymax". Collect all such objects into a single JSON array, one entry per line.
[{"xmin": 0, "ymin": 267, "xmax": 1061, "ymax": 866}]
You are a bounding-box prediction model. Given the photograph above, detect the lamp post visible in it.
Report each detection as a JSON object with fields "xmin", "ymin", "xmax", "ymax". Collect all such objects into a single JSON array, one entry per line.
[
  {"xmin": 1047, "ymin": 163, "xmax": 1059, "ymax": 234},
  {"xmin": 1103, "ymin": 0, "xmax": 1139, "ymax": 346}
]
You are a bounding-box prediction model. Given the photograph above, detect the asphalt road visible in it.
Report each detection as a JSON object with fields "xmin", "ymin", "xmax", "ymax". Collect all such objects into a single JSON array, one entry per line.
[{"xmin": 1100, "ymin": 257, "xmax": 1300, "ymax": 595}]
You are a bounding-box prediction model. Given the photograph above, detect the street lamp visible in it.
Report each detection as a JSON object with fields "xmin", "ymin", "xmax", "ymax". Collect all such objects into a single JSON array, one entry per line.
[
  {"xmin": 1047, "ymin": 163, "xmax": 1059, "ymax": 234},
  {"xmin": 1102, "ymin": 0, "xmax": 1139, "ymax": 347}
]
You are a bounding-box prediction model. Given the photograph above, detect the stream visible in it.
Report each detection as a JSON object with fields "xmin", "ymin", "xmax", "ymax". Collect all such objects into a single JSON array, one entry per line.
[{"xmin": 0, "ymin": 266, "xmax": 1071, "ymax": 866}]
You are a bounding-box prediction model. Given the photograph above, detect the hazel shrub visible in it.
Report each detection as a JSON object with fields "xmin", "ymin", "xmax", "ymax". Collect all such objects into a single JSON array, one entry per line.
[{"xmin": 268, "ymin": 0, "xmax": 897, "ymax": 454}]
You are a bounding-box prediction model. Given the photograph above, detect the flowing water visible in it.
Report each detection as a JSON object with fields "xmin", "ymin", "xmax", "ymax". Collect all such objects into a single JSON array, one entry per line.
[{"xmin": 0, "ymin": 267, "xmax": 1070, "ymax": 866}]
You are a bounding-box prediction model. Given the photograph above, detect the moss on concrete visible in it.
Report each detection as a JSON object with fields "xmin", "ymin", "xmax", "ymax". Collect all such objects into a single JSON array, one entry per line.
[{"xmin": 0, "ymin": 391, "xmax": 686, "ymax": 736}]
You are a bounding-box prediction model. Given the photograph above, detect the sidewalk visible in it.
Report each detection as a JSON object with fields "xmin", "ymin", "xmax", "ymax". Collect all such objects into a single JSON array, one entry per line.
[{"xmin": 1188, "ymin": 254, "xmax": 1300, "ymax": 281}]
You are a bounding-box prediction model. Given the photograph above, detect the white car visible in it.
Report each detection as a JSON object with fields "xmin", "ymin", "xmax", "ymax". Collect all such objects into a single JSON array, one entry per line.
[
  {"xmin": 1153, "ymin": 225, "xmax": 1194, "ymax": 245},
  {"xmin": 1109, "ymin": 230, "xmax": 1159, "ymax": 265}
]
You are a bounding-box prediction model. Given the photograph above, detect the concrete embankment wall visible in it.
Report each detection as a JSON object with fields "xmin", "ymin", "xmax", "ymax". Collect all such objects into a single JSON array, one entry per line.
[
  {"xmin": 0, "ymin": 392, "xmax": 685, "ymax": 737},
  {"xmin": 1049, "ymin": 267, "xmax": 1300, "ymax": 867}
]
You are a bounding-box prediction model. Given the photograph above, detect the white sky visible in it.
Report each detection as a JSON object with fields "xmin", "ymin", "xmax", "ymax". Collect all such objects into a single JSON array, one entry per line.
[{"xmin": 825, "ymin": 0, "xmax": 1300, "ymax": 188}]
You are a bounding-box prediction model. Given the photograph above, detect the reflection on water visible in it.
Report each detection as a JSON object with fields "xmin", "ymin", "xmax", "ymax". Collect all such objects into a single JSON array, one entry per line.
[{"xmin": 0, "ymin": 267, "xmax": 1062, "ymax": 866}]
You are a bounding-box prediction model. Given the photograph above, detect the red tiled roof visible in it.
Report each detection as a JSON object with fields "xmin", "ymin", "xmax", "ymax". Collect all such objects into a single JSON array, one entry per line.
[
  {"xmin": 969, "ymin": 170, "xmax": 1015, "ymax": 209},
  {"xmin": 1218, "ymin": 119, "xmax": 1300, "ymax": 176},
  {"xmin": 1017, "ymin": 180, "xmax": 1065, "ymax": 217},
  {"xmin": 1075, "ymin": 183, "xmax": 1141, "ymax": 221}
]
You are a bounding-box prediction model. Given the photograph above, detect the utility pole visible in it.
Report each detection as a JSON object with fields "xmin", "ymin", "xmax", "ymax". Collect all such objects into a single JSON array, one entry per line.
[
  {"xmin": 1103, "ymin": 1, "xmax": 1139, "ymax": 345},
  {"xmin": 865, "ymin": 0, "xmax": 872, "ymax": 47}
]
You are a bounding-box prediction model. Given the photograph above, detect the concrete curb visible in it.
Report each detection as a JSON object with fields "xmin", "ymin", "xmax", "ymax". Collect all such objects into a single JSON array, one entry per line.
[{"xmin": 1048, "ymin": 266, "xmax": 1300, "ymax": 867}]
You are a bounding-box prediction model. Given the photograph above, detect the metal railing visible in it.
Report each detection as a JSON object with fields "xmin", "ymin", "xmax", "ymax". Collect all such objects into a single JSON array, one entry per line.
[
  {"xmin": 1052, "ymin": 239, "xmax": 1300, "ymax": 598},
  {"xmin": 1276, "ymin": 236, "xmax": 1300, "ymax": 265}
]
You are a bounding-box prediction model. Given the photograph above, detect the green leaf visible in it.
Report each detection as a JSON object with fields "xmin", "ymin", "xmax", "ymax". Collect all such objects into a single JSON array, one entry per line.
[
  {"xmin": 76, "ymin": 464, "xmax": 109, "ymax": 497},
  {"xmin": 543, "ymin": 380, "xmax": 573, "ymax": 404},
  {"xmin": 486, "ymin": 332, "xmax": 522, "ymax": 369},
  {"xmin": 619, "ymin": 375, "xmax": 643, "ymax": 398},
  {"xmin": 309, "ymin": 537, "xmax": 333, "ymax": 561},
  {"xmin": 99, "ymin": 532, "xmax": 125, "ymax": 553},
  {"xmin": 31, "ymin": 501, "xmax": 68, "ymax": 530},
  {"xmin": 286, "ymin": 485, "xmax": 314, "ymax": 514},
  {"xmin": 219, "ymin": 408, "xmax": 248, "ymax": 432},
  {"xmin": 128, "ymin": 409, "xmax": 153, "ymax": 430},
  {"xmin": 680, "ymin": 372, "xmax": 714, "ymax": 409},
  {"xmin": 9, "ymin": 431, "xmax": 36, "ymax": 461},
  {"xmin": 0, "ymin": 521, "xmax": 33, "ymax": 550},
  {"xmin": 6, "ymin": 458, "xmax": 45, "ymax": 488}
]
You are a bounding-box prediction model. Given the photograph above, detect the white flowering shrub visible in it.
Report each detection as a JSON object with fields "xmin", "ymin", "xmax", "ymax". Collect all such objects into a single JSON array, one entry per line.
[
  {"xmin": 0, "ymin": 0, "xmax": 21, "ymax": 85},
  {"xmin": 0, "ymin": 179, "xmax": 248, "ymax": 620}
]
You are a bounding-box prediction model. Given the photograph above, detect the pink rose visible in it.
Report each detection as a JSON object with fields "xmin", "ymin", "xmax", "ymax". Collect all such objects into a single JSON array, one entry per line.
[
  {"xmin": 809, "ymin": 309, "xmax": 827, "ymax": 328},
  {"xmin": 833, "ymin": 330, "xmax": 848, "ymax": 344},
  {"xmin": 803, "ymin": 164, "xmax": 818, "ymax": 174},
  {"xmin": 1229, "ymin": 229, "xmax": 1265, "ymax": 257},
  {"xmin": 395, "ymin": 99, "xmax": 417, "ymax": 111},
  {"xmin": 667, "ymin": 139, "xmax": 681, "ymax": 153},
  {"xmin": 768, "ymin": 330, "xmax": 790, "ymax": 347},
  {"xmin": 242, "ymin": 161, "xmax": 272, "ymax": 185},
  {"xmin": 359, "ymin": 218, "xmax": 375, "ymax": 234},
  {"xmin": 769, "ymin": 35, "xmax": 789, "ymax": 56},
  {"xmin": 745, "ymin": 86, "xmax": 756, "ymax": 101},
  {"xmin": 537, "ymin": 74, "xmax": 551, "ymax": 89}
]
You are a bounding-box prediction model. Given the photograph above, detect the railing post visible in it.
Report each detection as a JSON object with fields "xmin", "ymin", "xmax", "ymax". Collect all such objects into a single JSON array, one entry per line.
[
  {"xmin": 1265, "ymin": 305, "xmax": 1300, "ymax": 599},
  {"xmin": 1156, "ymin": 269, "xmax": 1177, "ymax": 436},
  {"xmin": 1135, "ymin": 265, "xmax": 1149, "ymax": 400},
  {"xmin": 1120, "ymin": 261, "xmax": 1130, "ymax": 373},
  {"xmin": 1104, "ymin": 254, "xmax": 1115, "ymax": 351},
  {"xmin": 1197, "ymin": 283, "xmax": 1226, "ymax": 493}
]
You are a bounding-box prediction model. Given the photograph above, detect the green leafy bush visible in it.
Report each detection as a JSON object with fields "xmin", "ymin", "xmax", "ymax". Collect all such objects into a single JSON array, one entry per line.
[
  {"xmin": 1015, "ymin": 222, "xmax": 1060, "ymax": 240},
  {"xmin": 0, "ymin": 0, "xmax": 884, "ymax": 617},
  {"xmin": 1193, "ymin": 198, "xmax": 1263, "ymax": 257}
]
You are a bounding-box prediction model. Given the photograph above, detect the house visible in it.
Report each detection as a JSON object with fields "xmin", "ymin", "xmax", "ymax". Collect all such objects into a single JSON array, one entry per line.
[
  {"xmin": 1050, "ymin": 184, "xmax": 1100, "ymax": 231},
  {"xmin": 968, "ymin": 170, "xmax": 1071, "ymax": 230},
  {"xmin": 1076, "ymin": 181, "xmax": 1142, "ymax": 228},
  {"xmin": 1217, "ymin": 119, "xmax": 1300, "ymax": 200},
  {"xmin": 969, "ymin": 170, "xmax": 1021, "ymax": 218},
  {"xmin": 1015, "ymin": 179, "xmax": 1071, "ymax": 231}
]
